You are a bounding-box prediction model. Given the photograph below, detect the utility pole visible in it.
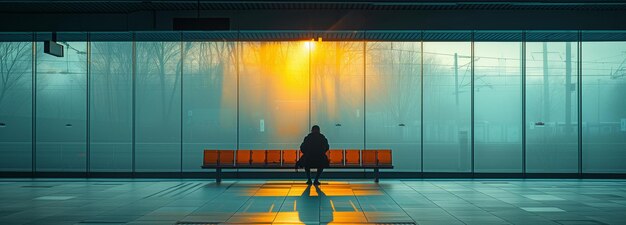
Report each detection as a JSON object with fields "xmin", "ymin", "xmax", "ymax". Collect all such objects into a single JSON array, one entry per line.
[
  {"xmin": 565, "ymin": 42, "xmax": 572, "ymax": 134},
  {"xmin": 543, "ymin": 42, "xmax": 550, "ymax": 122},
  {"xmin": 454, "ymin": 53, "xmax": 459, "ymax": 106}
]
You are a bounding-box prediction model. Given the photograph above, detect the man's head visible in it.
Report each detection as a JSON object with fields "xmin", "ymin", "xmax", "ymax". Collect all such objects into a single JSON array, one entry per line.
[{"xmin": 311, "ymin": 125, "xmax": 320, "ymax": 133}]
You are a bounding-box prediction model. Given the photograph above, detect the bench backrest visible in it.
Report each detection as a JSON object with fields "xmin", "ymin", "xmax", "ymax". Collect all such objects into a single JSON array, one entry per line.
[
  {"xmin": 326, "ymin": 149, "xmax": 344, "ymax": 166},
  {"xmin": 203, "ymin": 149, "xmax": 392, "ymax": 167},
  {"xmin": 282, "ymin": 150, "xmax": 298, "ymax": 165},
  {"xmin": 203, "ymin": 150, "xmax": 219, "ymax": 165},
  {"xmin": 362, "ymin": 150, "xmax": 377, "ymax": 166},
  {"xmin": 345, "ymin": 149, "xmax": 360, "ymax": 166},
  {"xmin": 266, "ymin": 150, "xmax": 281, "ymax": 165},
  {"xmin": 237, "ymin": 150, "xmax": 252, "ymax": 165}
]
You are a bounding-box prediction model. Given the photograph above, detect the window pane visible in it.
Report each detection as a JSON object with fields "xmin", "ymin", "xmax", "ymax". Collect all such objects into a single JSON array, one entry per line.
[
  {"xmin": 312, "ymin": 42, "xmax": 364, "ymax": 154},
  {"xmin": 474, "ymin": 41, "xmax": 522, "ymax": 172},
  {"xmin": 526, "ymin": 41, "xmax": 579, "ymax": 173},
  {"xmin": 366, "ymin": 42, "xmax": 421, "ymax": 171},
  {"xmin": 0, "ymin": 39, "xmax": 32, "ymax": 171},
  {"xmin": 239, "ymin": 42, "xmax": 309, "ymax": 151},
  {"xmin": 135, "ymin": 41, "xmax": 181, "ymax": 172},
  {"xmin": 582, "ymin": 40, "xmax": 626, "ymax": 173},
  {"xmin": 36, "ymin": 39, "xmax": 87, "ymax": 172},
  {"xmin": 423, "ymin": 42, "xmax": 472, "ymax": 172},
  {"xmin": 183, "ymin": 42, "xmax": 237, "ymax": 171},
  {"xmin": 89, "ymin": 41, "xmax": 133, "ymax": 172}
]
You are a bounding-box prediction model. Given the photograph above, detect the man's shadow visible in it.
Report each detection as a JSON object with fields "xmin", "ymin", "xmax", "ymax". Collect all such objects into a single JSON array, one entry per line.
[{"xmin": 297, "ymin": 184, "xmax": 330, "ymax": 223}]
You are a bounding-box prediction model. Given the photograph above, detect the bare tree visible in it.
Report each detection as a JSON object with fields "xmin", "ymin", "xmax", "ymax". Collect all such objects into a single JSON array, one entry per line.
[{"xmin": 0, "ymin": 42, "xmax": 31, "ymax": 112}]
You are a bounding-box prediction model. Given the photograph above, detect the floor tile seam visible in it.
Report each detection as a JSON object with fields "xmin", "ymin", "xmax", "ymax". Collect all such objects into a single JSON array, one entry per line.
[
  {"xmin": 189, "ymin": 181, "xmax": 237, "ymax": 215},
  {"xmin": 223, "ymin": 181, "xmax": 267, "ymax": 222},
  {"xmin": 141, "ymin": 183, "xmax": 189, "ymax": 199},
  {"xmin": 375, "ymin": 182, "xmax": 421, "ymax": 223},
  {"xmin": 347, "ymin": 182, "xmax": 366, "ymax": 215},
  {"xmin": 171, "ymin": 182, "xmax": 205, "ymax": 198},
  {"xmin": 270, "ymin": 185, "xmax": 292, "ymax": 223},
  {"xmin": 410, "ymin": 182, "xmax": 474, "ymax": 225},
  {"xmin": 156, "ymin": 182, "xmax": 197, "ymax": 198},
  {"xmin": 429, "ymin": 182, "xmax": 524, "ymax": 225}
]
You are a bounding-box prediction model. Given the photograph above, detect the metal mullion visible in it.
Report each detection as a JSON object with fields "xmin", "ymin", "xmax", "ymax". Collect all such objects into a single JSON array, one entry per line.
[
  {"xmin": 578, "ymin": 30, "xmax": 583, "ymax": 176},
  {"xmin": 32, "ymin": 33, "xmax": 37, "ymax": 176},
  {"xmin": 420, "ymin": 32, "xmax": 424, "ymax": 174},
  {"xmin": 521, "ymin": 31, "xmax": 526, "ymax": 176},
  {"xmin": 180, "ymin": 33, "xmax": 184, "ymax": 175},
  {"xmin": 86, "ymin": 33, "xmax": 91, "ymax": 176},
  {"xmin": 470, "ymin": 31, "xmax": 475, "ymax": 175},
  {"xmin": 132, "ymin": 33, "xmax": 136, "ymax": 176}
]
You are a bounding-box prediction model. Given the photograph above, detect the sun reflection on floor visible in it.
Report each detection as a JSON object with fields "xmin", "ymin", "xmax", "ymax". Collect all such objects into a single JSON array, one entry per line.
[{"xmin": 222, "ymin": 181, "xmax": 410, "ymax": 224}]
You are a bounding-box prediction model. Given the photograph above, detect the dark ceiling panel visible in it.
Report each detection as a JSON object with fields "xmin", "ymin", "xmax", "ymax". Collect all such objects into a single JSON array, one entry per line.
[{"xmin": 2, "ymin": 1, "xmax": 626, "ymax": 13}]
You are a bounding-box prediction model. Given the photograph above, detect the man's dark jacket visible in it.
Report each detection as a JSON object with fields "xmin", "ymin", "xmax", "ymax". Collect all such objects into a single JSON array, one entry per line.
[{"xmin": 299, "ymin": 132, "xmax": 330, "ymax": 168}]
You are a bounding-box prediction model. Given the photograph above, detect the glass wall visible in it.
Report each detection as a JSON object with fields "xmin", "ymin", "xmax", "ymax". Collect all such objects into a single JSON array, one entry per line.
[
  {"xmin": 182, "ymin": 41, "xmax": 237, "ymax": 171},
  {"xmin": 423, "ymin": 41, "xmax": 472, "ymax": 172},
  {"xmin": 526, "ymin": 36, "xmax": 579, "ymax": 173},
  {"xmin": 0, "ymin": 35, "xmax": 32, "ymax": 171},
  {"xmin": 1, "ymin": 31, "xmax": 626, "ymax": 175},
  {"xmin": 366, "ymin": 42, "xmax": 421, "ymax": 171},
  {"xmin": 239, "ymin": 42, "xmax": 309, "ymax": 151},
  {"xmin": 311, "ymin": 42, "xmax": 365, "ymax": 155},
  {"xmin": 89, "ymin": 39, "xmax": 133, "ymax": 172},
  {"xmin": 582, "ymin": 38, "xmax": 626, "ymax": 173},
  {"xmin": 36, "ymin": 34, "xmax": 87, "ymax": 172},
  {"xmin": 135, "ymin": 40, "xmax": 182, "ymax": 172},
  {"xmin": 474, "ymin": 38, "xmax": 523, "ymax": 173}
]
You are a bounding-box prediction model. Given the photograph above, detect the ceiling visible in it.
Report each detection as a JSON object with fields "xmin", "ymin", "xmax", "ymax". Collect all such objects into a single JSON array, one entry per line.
[{"xmin": 2, "ymin": 0, "xmax": 626, "ymax": 13}]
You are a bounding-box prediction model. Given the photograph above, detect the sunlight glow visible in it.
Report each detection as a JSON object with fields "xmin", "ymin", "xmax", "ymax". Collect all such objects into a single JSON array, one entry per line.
[{"xmin": 304, "ymin": 40, "xmax": 315, "ymax": 50}]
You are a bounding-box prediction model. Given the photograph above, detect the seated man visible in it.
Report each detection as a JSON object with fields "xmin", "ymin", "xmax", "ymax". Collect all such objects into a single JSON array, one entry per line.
[{"xmin": 299, "ymin": 125, "xmax": 330, "ymax": 185}]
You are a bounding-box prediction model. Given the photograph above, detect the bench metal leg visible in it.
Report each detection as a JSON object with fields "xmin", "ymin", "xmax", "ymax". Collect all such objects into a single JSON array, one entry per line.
[
  {"xmin": 374, "ymin": 168, "xmax": 380, "ymax": 183},
  {"xmin": 216, "ymin": 168, "xmax": 222, "ymax": 183}
]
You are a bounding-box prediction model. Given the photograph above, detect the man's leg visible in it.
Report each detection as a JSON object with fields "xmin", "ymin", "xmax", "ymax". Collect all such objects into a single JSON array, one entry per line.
[
  {"xmin": 305, "ymin": 167, "xmax": 312, "ymax": 184},
  {"xmin": 314, "ymin": 168, "xmax": 323, "ymax": 185}
]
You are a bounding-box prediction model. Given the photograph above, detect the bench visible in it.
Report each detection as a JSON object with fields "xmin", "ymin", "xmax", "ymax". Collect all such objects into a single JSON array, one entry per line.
[{"xmin": 201, "ymin": 149, "xmax": 393, "ymax": 183}]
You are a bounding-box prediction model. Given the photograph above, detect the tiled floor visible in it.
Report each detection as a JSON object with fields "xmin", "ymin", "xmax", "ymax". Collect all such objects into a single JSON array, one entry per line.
[{"xmin": 0, "ymin": 179, "xmax": 625, "ymax": 225}]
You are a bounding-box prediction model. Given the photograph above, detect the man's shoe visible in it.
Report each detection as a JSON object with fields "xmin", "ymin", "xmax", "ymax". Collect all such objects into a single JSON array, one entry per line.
[
  {"xmin": 306, "ymin": 180, "xmax": 312, "ymax": 185},
  {"xmin": 313, "ymin": 180, "xmax": 321, "ymax": 185}
]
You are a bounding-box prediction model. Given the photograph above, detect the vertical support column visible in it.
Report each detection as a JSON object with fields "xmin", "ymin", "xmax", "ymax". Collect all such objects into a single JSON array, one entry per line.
[
  {"xmin": 180, "ymin": 33, "xmax": 184, "ymax": 177},
  {"xmin": 131, "ymin": 33, "xmax": 137, "ymax": 177},
  {"xmin": 420, "ymin": 32, "xmax": 424, "ymax": 174},
  {"xmin": 308, "ymin": 34, "xmax": 312, "ymax": 130},
  {"xmin": 363, "ymin": 34, "xmax": 367, "ymax": 155},
  {"xmin": 236, "ymin": 31, "xmax": 240, "ymax": 177},
  {"xmin": 577, "ymin": 31, "xmax": 583, "ymax": 176},
  {"xmin": 216, "ymin": 168, "xmax": 222, "ymax": 183},
  {"xmin": 86, "ymin": 33, "xmax": 91, "ymax": 177},
  {"xmin": 31, "ymin": 33, "xmax": 37, "ymax": 176},
  {"xmin": 374, "ymin": 168, "xmax": 379, "ymax": 183},
  {"xmin": 470, "ymin": 31, "xmax": 475, "ymax": 175},
  {"xmin": 521, "ymin": 31, "xmax": 527, "ymax": 177}
]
